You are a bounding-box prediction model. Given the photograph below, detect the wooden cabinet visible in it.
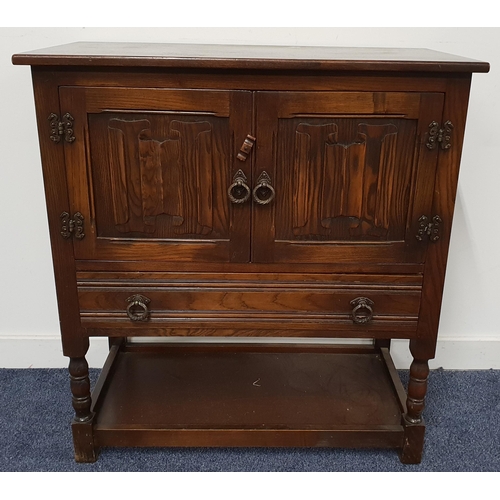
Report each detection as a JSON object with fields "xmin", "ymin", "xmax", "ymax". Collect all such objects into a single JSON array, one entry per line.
[{"xmin": 13, "ymin": 42, "xmax": 489, "ymax": 464}]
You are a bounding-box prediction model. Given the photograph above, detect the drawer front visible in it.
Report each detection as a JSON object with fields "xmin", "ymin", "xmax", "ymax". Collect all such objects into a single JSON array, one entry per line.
[{"xmin": 77, "ymin": 273, "xmax": 422, "ymax": 337}]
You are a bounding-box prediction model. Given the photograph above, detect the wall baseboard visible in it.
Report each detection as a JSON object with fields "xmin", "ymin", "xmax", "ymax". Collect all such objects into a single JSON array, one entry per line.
[{"xmin": 0, "ymin": 336, "xmax": 499, "ymax": 369}]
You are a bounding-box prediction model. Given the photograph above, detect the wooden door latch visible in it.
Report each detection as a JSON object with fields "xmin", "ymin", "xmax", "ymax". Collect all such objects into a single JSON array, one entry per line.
[{"xmin": 237, "ymin": 134, "xmax": 256, "ymax": 161}]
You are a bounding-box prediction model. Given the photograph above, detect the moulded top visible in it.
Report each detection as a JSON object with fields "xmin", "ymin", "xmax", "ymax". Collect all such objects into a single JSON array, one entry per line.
[{"xmin": 12, "ymin": 41, "xmax": 490, "ymax": 73}]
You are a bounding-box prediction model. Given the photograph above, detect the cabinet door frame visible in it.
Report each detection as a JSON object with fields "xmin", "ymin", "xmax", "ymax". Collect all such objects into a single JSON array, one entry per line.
[
  {"xmin": 252, "ymin": 90, "xmax": 445, "ymax": 265},
  {"xmin": 59, "ymin": 85, "xmax": 253, "ymax": 263}
]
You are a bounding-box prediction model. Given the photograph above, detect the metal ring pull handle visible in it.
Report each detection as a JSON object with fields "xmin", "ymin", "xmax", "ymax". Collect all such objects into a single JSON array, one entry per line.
[
  {"xmin": 350, "ymin": 297, "xmax": 374, "ymax": 325},
  {"xmin": 126, "ymin": 294, "xmax": 151, "ymax": 322},
  {"xmin": 253, "ymin": 171, "xmax": 275, "ymax": 205},
  {"xmin": 228, "ymin": 169, "xmax": 251, "ymax": 204}
]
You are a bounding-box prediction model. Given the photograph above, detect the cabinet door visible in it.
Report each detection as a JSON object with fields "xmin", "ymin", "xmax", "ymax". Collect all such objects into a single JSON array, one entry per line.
[
  {"xmin": 253, "ymin": 91, "xmax": 444, "ymax": 265},
  {"xmin": 59, "ymin": 86, "xmax": 252, "ymax": 263}
]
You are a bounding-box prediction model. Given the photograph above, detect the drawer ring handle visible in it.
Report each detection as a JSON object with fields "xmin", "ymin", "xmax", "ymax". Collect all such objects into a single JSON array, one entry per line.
[
  {"xmin": 126, "ymin": 294, "xmax": 151, "ymax": 322},
  {"xmin": 350, "ymin": 297, "xmax": 374, "ymax": 325}
]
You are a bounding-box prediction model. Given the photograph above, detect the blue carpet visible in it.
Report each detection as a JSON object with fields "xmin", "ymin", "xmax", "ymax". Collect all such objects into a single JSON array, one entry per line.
[{"xmin": 1, "ymin": 368, "xmax": 499, "ymax": 471}]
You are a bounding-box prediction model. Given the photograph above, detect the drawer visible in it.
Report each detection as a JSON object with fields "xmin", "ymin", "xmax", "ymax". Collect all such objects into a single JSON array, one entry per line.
[{"xmin": 77, "ymin": 273, "xmax": 422, "ymax": 337}]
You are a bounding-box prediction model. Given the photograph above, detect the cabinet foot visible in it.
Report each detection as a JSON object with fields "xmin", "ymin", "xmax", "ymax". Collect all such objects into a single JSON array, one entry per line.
[
  {"xmin": 399, "ymin": 422, "xmax": 425, "ymax": 464},
  {"xmin": 71, "ymin": 417, "xmax": 98, "ymax": 463}
]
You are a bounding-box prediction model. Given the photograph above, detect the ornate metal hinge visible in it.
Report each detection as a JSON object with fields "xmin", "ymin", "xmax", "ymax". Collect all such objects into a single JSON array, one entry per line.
[
  {"xmin": 60, "ymin": 212, "xmax": 85, "ymax": 240},
  {"xmin": 49, "ymin": 113, "xmax": 76, "ymax": 143},
  {"xmin": 416, "ymin": 215, "xmax": 442, "ymax": 242},
  {"xmin": 426, "ymin": 121, "xmax": 453, "ymax": 150}
]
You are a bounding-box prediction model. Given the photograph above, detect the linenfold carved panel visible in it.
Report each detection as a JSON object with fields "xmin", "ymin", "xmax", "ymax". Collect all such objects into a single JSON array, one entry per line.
[
  {"xmin": 89, "ymin": 113, "xmax": 230, "ymax": 239},
  {"xmin": 277, "ymin": 119, "xmax": 416, "ymax": 242}
]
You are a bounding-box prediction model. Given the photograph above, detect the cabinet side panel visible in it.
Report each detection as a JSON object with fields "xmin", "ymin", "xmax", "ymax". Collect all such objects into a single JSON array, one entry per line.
[
  {"xmin": 31, "ymin": 69, "xmax": 88, "ymax": 357},
  {"xmin": 415, "ymin": 75, "xmax": 472, "ymax": 359}
]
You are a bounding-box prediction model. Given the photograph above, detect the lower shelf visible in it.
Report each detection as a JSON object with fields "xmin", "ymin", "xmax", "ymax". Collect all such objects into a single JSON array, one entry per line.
[{"xmin": 89, "ymin": 343, "xmax": 411, "ymax": 451}]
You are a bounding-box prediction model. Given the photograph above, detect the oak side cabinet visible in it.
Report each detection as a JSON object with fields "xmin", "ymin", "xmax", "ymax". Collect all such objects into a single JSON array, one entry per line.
[{"xmin": 13, "ymin": 43, "xmax": 489, "ymax": 464}]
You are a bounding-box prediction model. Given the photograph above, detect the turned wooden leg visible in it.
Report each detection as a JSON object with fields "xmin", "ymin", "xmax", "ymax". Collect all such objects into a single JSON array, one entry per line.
[
  {"xmin": 400, "ymin": 357, "xmax": 430, "ymax": 464},
  {"xmin": 405, "ymin": 358, "xmax": 430, "ymax": 424},
  {"xmin": 69, "ymin": 356, "xmax": 98, "ymax": 462}
]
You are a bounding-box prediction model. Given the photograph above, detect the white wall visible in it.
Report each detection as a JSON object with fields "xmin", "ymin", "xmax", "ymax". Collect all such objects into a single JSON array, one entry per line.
[{"xmin": 1, "ymin": 27, "xmax": 499, "ymax": 369}]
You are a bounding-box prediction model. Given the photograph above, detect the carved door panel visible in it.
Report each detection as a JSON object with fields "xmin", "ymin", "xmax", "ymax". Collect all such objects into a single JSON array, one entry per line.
[
  {"xmin": 253, "ymin": 91, "xmax": 444, "ymax": 264},
  {"xmin": 59, "ymin": 87, "xmax": 252, "ymax": 262}
]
